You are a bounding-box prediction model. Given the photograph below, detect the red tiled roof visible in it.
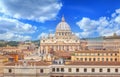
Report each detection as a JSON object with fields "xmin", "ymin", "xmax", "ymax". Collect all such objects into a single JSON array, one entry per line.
[
  {"xmin": 4, "ymin": 61, "xmax": 50, "ymax": 66},
  {"xmin": 54, "ymin": 51, "xmax": 72, "ymax": 58}
]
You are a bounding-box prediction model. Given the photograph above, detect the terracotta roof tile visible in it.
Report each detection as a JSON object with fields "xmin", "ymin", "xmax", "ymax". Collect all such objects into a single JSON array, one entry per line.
[{"xmin": 4, "ymin": 61, "xmax": 50, "ymax": 66}]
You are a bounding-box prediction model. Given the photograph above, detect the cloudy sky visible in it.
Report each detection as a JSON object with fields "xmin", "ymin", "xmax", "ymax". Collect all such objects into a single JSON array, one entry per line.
[{"xmin": 0, "ymin": 0, "xmax": 120, "ymax": 41}]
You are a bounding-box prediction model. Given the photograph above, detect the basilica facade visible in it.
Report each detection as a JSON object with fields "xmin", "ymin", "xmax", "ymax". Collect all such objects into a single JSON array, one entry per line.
[{"xmin": 39, "ymin": 16, "xmax": 86, "ymax": 54}]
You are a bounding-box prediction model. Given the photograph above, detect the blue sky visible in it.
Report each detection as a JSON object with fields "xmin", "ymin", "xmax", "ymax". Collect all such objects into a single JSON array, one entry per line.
[{"xmin": 0, "ymin": 0, "xmax": 120, "ymax": 41}]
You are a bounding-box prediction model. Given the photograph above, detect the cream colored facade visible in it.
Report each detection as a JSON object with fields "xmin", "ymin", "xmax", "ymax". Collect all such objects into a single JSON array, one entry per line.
[
  {"xmin": 71, "ymin": 50, "xmax": 120, "ymax": 62},
  {"xmin": 39, "ymin": 16, "xmax": 84, "ymax": 54},
  {"xmin": 3, "ymin": 61, "xmax": 120, "ymax": 77},
  {"xmin": 103, "ymin": 34, "xmax": 120, "ymax": 51},
  {"xmin": 87, "ymin": 33, "xmax": 120, "ymax": 51}
]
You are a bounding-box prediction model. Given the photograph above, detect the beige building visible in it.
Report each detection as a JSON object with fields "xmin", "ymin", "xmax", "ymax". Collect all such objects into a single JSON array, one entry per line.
[
  {"xmin": 103, "ymin": 33, "xmax": 120, "ymax": 51},
  {"xmin": 3, "ymin": 60, "xmax": 120, "ymax": 77},
  {"xmin": 3, "ymin": 16, "xmax": 120, "ymax": 77},
  {"xmin": 0, "ymin": 55, "xmax": 8, "ymax": 77},
  {"xmin": 87, "ymin": 33, "xmax": 120, "ymax": 51},
  {"xmin": 39, "ymin": 16, "xmax": 86, "ymax": 54},
  {"xmin": 71, "ymin": 50, "xmax": 119, "ymax": 62}
]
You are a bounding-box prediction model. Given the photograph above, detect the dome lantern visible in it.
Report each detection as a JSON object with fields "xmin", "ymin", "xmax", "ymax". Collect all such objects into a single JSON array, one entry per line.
[{"xmin": 61, "ymin": 15, "xmax": 65, "ymax": 22}]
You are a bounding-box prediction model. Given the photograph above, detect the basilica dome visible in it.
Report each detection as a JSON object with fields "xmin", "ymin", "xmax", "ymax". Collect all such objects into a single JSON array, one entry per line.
[{"xmin": 56, "ymin": 16, "xmax": 71, "ymax": 32}]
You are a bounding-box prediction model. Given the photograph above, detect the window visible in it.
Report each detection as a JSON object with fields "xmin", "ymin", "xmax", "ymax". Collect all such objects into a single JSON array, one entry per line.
[
  {"xmin": 92, "ymin": 68, "xmax": 95, "ymax": 72},
  {"xmin": 80, "ymin": 58, "xmax": 83, "ymax": 61},
  {"xmin": 110, "ymin": 58, "xmax": 113, "ymax": 61},
  {"xmin": 99, "ymin": 68, "xmax": 102, "ymax": 72},
  {"xmin": 8, "ymin": 69, "xmax": 12, "ymax": 73},
  {"xmin": 76, "ymin": 40, "xmax": 78, "ymax": 42},
  {"xmin": 115, "ymin": 53, "xmax": 117, "ymax": 56},
  {"xmin": 85, "ymin": 58, "xmax": 87, "ymax": 61},
  {"xmin": 57, "ymin": 68, "xmax": 59, "ymax": 72},
  {"xmin": 89, "ymin": 58, "xmax": 91, "ymax": 61},
  {"xmin": 40, "ymin": 69, "xmax": 44, "ymax": 73},
  {"xmin": 77, "ymin": 58, "xmax": 79, "ymax": 60},
  {"xmin": 107, "ymin": 68, "xmax": 110, "ymax": 72},
  {"xmin": 68, "ymin": 68, "xmax": 72, "ymax": 72},
  {"xmin": 98, "ymin": 53, "xmax": 100, "ymax": 56},
  {"xmin": 76, "ymin": 68, "xmax": 79, "ymax": 72},
  {"xmin": 111, "ymin": 53, "xmax": 113, "ymax": 56},
  {"xmin": 61, "ymin": 68, "xmax": 64, "ymax": 72},
  {"xmin": 115, "ymin": 69, "xmax": 118, "ymax": 72},
  {"xmin": 93, "ymin": 58, "xmax": 96, "ymax": 61},
  {"xmin": 84, "ymin": 68, "xmax": 87, "ymax": 72},
  {"xmin": 52, "ymin": 68, "xmax": 55, "ymax": 72},
  {"xmin": 106, "ymin": 58, "xmax": 108, "ymax": 61},
  {"xmin": 115, "ymin": 58, "xmax": 117, "ymax": 61},
  {"xmin": 102, "ymin": 58, "xmax": 104, "ymax": 61},
  {"xmin": 98, "ymin": 58, "xmax": 100, "ymax": 61}
]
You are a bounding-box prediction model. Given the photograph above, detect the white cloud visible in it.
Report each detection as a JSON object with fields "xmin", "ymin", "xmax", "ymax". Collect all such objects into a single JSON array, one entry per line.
[
  {"xmin": 76, "ymin": 8, "xmax": 120, "ymax": 37},
  {"xmin": 114, "ymin": 15, "xmax": 120, "ymax": 24},
  {"xmin": 0, "ymin": 0, "xmax": 62, "ymax": 22},
  {"xmin": 0, "ymin": 16, "xmax": 37, "ymax": 34},
  {"xmin": 0, "ymin": 16, "xmax": 36, "ymax": 41},
  {"xmin": 0, "ymin": 32, "xmax": 31, "ymax": 41},
  {"xmin": 116, "ymin": 9, "xmax": 120, "ymax": 14}
]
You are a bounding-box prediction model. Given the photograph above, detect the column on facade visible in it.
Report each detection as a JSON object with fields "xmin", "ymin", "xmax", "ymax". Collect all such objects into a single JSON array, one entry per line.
[
  {"xmin": 53, "ymin": 45, "xmax": 56, "ymax": 51},
  {"xmin": 58, "ymin": 45, "xmax": 60, "ymax": 51},
  {"xmin": 77, "ymin": 45, "xmax": 79, "ymax": 50},
  {"xmin": 64, "ymin": 45, "xmax": 66, "ymax": 51},
  {"xmin": 61, "ymin": 45, "xmax": 63, "ymax": 51},
  {"xmin": 72, "ymin": 45, "xmax": 74, "ymax": 51},
  {"xmin": 45, "ymin": 46, "xmax": 48, "ymax": 54},
  {"xmin": 40, "ymin": 46, "xmax": 43, "ymax": 54}
]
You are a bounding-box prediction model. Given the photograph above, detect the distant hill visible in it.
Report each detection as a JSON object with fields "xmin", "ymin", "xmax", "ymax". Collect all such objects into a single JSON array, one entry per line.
[{"xmin": 0, "ymin": 41, "xmax": 19, "ymax": 47}]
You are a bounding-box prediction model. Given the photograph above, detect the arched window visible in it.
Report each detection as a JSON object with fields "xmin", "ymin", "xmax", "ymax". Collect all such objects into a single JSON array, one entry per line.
[
  {"xmin": 80, "ymin": 58, "xmax": 83, "ymax": 61},
  {"xmin": 89, "ymin": 58, "xmax": 91, "ymax": 61},
  {"xmin": 98, "ymin": 58, "xmax": 100, "ymax": 61},
  {"xmin": 106, "ymin": 58, "xmax": 108, "ymax": 61},
  {"xmin": 85, "ymin": 58, "xmax": 87, "ymax": 61},
  {"xmin": 102, "ymin": 58, "xmax": 104, "ymax": 61},
  {"xmin": 93, "ymin": 58, "xmax": 96, "ymax": 61},
  {"xmin": 110, "ymin": 58, "xmax": 113, "ymax": 61},
  {"xmin": 115, "ymin": 53, "xmax": 117, "ymax": 56},
  {"xmin": 115, "ymin": 58, "xmax": 117, "ymax": 61}
]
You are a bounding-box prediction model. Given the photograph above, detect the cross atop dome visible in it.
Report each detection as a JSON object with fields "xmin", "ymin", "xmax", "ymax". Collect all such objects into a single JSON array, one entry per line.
[{"xmin": 61, "ymin": 15, "xmax": 65, "ymax": 22}]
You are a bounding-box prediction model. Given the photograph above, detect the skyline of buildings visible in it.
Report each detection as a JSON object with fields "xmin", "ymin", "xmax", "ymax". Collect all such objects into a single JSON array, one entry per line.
[
  {"xmin": 1, "ymin": 0, "xmax": 120, "ymax": 77},
  {"xmin": 0, "ymin": 15, "xmax": 120, "ymax": 77}
]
